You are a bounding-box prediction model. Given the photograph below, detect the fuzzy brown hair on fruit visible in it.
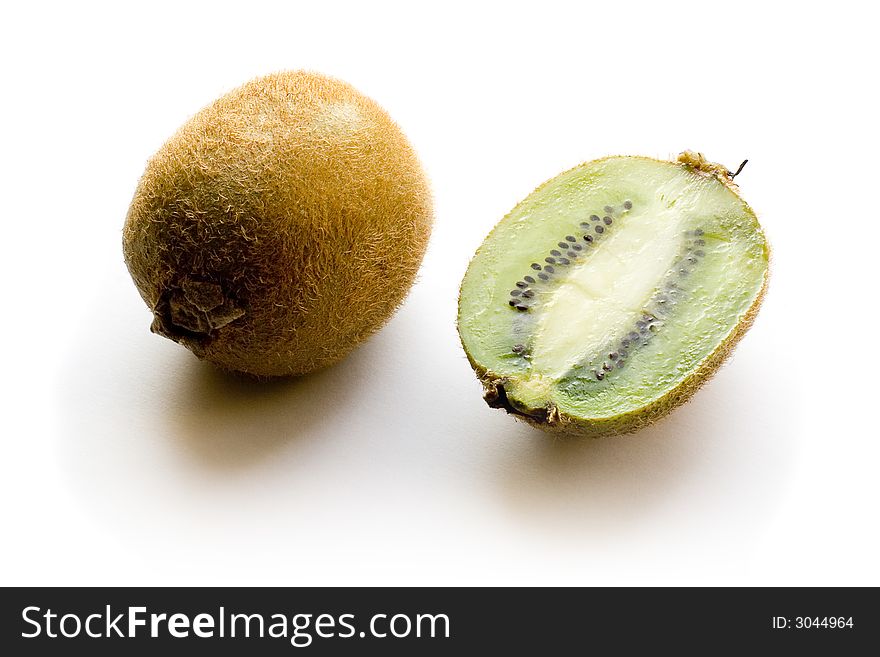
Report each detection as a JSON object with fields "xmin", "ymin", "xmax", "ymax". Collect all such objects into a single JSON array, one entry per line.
[{"xmin": 123, "ymin": 71, "xmax": 432, "ymax": 377}]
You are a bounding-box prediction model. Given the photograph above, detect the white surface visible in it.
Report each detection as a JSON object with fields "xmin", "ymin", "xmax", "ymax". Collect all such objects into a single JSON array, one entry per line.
[{"xmin": 2, "ymin": 1, "xmax": 878, "ymax": 586}]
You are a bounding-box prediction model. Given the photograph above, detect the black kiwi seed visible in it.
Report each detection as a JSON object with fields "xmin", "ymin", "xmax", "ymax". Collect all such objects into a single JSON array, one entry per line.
[
  {"xmin": 531, "ymin": 263, "xmax": 541, "ymax": 270},
  {"xmin": 516, "ymin": 304, "xmax": 528, "ymax": 311},
  {"xmin": 595, "ymin": 225, "xmax": 604, "ymax": 234},
  {"xmin": 524, "ymin": 275, "xmax": 535, "ymax": 284},
  {"xmin": 609, "ymin": 352, "xmax": 618, "ymax": 360},
  {"xmin": 522, "ymin": 289, "xmax": 534, "ymax": 298},
  {"xmin": 623, "ymin": 200, "xmax": 632, "ymax": 210},
  {"xmin": 636, "ymin": 320, "xmax": 646, "ymax": 329},
  {"xmin": 603, "ymin": 216, "xmax": 612, "ymax": 225},
  {"xmin": 621, "ymin": 338, "xmax": 630, "ymax": 347},
  {"xmin": 695, "ymin": 249, "xmax": 705, "ymax": 257},
  {"xmin": 558, "ymin": 241, "xmax": 569, "ymax": 249},
  {"xmin": 545, "ymin": 257, "xmax": 556, "ymax": 264},
  {"xmin": 572, "ymin": 244, "xmax": 582, "ymax": 251},
  {"xmin": 618, "ymin": 349, "xmax": 627, "ymax": 358},
  {"xmin": 538, "ymin": 273, "xmax": 549, "ymax": 281},
  {"xmin": 590, "ymin": 214, "xmax": 600, "ymax": 222},
  {"xmin": 544, "ymin": 265, "xmax": 555, "ymax": 273},
  {"xmin": 580, "ymin": 221, "xmax": 590, "ymax": 228},
  {"xmin": 516, "ymin": 281, "xmax": 527, "ymax": 288},
  {"xmin": 628, "ymin": 331, "xmax": 639, "ymax": 341},
  {"xmin": 509, "ymin": 300, "xmax": 516, "ymax": 306},
  {"xmin": 595, "ymin": 370, "xmax": 605, "ymax": 381},
  {"xmin": 696, "ymin": 239, "xmax": 706, "ymax": 246},
  {"xmin": 510, "ymin": 290, "xmax": 522, "ymax": 296},
  {"xmin": 604, "ymin": 206, "xmax": 614, "ymax": 214},
  {"xmin": 567, "ymin": 251, "xmax": 577, "ymax": 258},
  {"xmin": 584, "ymin": 234, "xmax": 594, "ymax": 242},
  {"xmin": 603, "ymin": 362, "xmax": 613, "ymax": 371},
  {"xmin": 550, "ymin": 250, "xmax": 562, "ymax": 257},
  {"xmin": 687, "ymin": 256, "xmax": 697, "ymax": 264},
  {"xmin": 512, "ymin": 344, "xmax": 525, "ymax": 353},
  {"xmin": 559, "ymin": 257, "xmax": 570, "ymax": 265},
  {"xmin": 566, "ymin": 235, "xmax": 577, "ymax": 242}
]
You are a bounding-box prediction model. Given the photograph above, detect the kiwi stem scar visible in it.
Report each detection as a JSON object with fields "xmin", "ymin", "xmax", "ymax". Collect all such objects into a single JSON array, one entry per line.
[{"xmin": 728, "ymin": 159, "xmax": 748, "ymax": 179}]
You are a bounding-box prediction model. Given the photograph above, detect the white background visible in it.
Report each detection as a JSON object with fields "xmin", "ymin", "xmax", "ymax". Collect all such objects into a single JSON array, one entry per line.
[{"xmin": 2, "ymin": 1, "xmax": 878, "ymax": 586}]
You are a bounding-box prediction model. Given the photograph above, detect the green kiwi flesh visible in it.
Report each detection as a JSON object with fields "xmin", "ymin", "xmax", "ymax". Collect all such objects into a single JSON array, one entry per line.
[{"xmin": 457, "ymin": 152, "xmax": 769, "ymax": 437}]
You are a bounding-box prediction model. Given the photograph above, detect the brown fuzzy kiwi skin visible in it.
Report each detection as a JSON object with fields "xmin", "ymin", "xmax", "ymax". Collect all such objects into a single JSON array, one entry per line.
[
  {"xmin": 458, "ymin": 152, "xmax": 770, "ymax": 438},
  {"xmin": 123, "ymin": 71, "xmax": 432, "ymax": 377}
]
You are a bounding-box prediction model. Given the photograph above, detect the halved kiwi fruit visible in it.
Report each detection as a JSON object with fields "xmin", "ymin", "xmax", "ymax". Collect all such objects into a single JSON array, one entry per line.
[
  {"xmin": 457, "ymin": 152, "xmax": 769, "ymax": 437},
  {"xmin": 124, "ymin": 71, "xmax": 432, "ymax": 377}
]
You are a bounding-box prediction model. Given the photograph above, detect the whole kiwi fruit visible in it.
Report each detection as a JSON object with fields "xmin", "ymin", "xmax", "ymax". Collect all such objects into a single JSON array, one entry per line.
[{"xmin": 124, "ymin": 71, "xmax": 432, "ymax": 377}]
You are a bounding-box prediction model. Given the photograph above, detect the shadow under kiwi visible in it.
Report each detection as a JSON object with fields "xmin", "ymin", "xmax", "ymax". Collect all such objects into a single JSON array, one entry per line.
[
  {"xmin": 488, "ymin": 353, "xmax": 796, "ymax": 538},
  {"xmin": 53, "ymin": 270, "xmax": 406, "ymax": 544},
  {"xmin": 166, "ymin": 359, "xmax": 343, "ymax": 471}
]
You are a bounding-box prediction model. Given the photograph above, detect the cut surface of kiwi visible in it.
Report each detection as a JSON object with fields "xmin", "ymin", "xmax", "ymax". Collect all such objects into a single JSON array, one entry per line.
[{"xmin": 458, "ymin": 152, "xmax": 769, "ymax": 436}]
